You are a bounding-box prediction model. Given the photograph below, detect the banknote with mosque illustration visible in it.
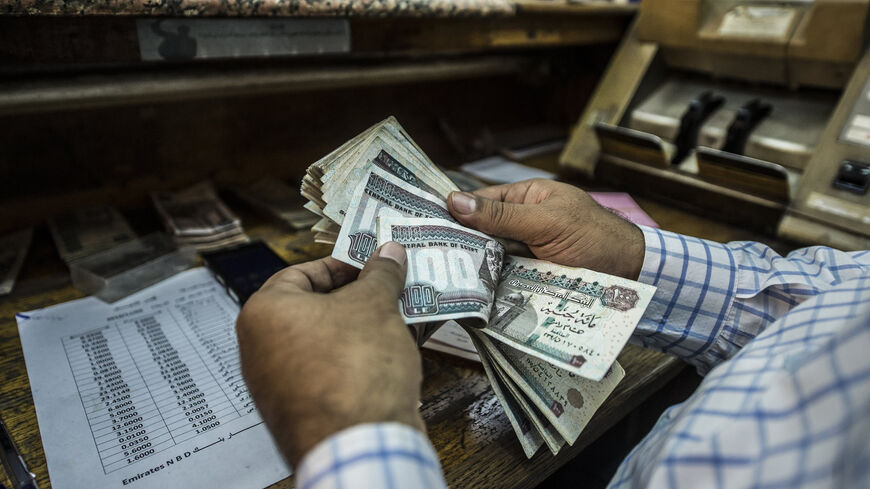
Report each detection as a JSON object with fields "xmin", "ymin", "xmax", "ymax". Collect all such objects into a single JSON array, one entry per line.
[{"xmin": 482, "ymin": 255, "xmax": 656, "ymax": 381}]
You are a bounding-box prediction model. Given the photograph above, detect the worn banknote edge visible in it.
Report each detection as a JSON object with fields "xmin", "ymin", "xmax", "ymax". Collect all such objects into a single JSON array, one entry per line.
[
  {"xmin": 332, "ymin": 167, "xmax": 454, "ymax": 268},
  {"xmin": 469, "ymin": 333, "xmax": 544, "ymax": 459}
]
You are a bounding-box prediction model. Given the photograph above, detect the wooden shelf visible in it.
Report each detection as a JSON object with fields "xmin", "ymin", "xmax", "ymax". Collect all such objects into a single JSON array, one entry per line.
[{"xmin": 0, "ymin": 56, "xmax": 533, "ymax": 116}]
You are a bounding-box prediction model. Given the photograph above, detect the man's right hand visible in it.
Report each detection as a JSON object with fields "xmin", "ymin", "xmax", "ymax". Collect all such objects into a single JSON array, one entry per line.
[{"xmin": 447, "ymin": 179, "xmax": 645, "ymax": 280}]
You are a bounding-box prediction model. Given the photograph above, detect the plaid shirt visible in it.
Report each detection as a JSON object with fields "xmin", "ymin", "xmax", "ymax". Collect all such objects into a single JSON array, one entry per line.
[{"xmin": 297, "ymin": 226, "xmax": 870, "ymax": 489}]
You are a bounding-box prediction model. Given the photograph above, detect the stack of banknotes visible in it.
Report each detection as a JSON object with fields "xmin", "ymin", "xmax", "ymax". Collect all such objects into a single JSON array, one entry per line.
[
  {"xmin": 48, "ymin": 206, "xmax": 137, "ymax": 263},
  {"xmin": 233, "ymin": 176, "xmax": 320, "ymax": 231},
  {"xmin": 301, "ymin": 117, "xmax": 656, "ymax": 458},
  {"xmin": 152, "ymin": 181, "xmax": 250, "ymax": 252},
  {"xmin": 0, "ymin": 228, "xmax": 32, "ymax": 295}
]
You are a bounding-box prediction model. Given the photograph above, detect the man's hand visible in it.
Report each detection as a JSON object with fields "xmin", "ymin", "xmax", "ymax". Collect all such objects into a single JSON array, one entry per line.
[
  {"xmin": 236, "ymin": 242, "xmax": 424, "ymax": 467},
  {"xmin": 448, "ymin": 179, "xmax": 645, "ymax": 279}
]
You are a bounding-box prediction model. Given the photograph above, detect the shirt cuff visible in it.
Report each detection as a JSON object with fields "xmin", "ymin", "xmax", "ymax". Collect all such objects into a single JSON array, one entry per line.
[
  {"xmin": 296, "ymin": 423, "xmax": 447, "ymax": 489},
  {"xmin": 630, "ymin": 225, "xmax": 738, "ymax": 370}
]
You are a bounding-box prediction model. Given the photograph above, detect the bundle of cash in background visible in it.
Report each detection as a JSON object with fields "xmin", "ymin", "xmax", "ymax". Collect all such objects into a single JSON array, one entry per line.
[
  {"xmin": 152, "ymin": 181, "xmax": 250, "ymax": 252},
  {"xmin": 233, "ymin": 176, "xmax": 320, "ymax": 231},
  {"xmin": 0, "ymin": 228, "xmax": 33, "ymax": 296},
  {"xmin": 301, "ymin": 117, "xmax": 656, "ymax": 458},
  {"xmin": 48, "ymin": 206, "xmax": 137, "ymax": 264}
]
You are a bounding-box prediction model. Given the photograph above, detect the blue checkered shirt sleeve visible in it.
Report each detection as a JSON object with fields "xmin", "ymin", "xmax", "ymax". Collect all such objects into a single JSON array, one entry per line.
[
  {"xmin": 296, "ymin": 226, "xmax": 870, "ymax": 489},
  {"xmin": 296, "ymin": 423, "xmax": 447, "ymax": 489},
  {"xmin": 610, "ymin": 226, "xmax": 870, "ymax": 489},
  {"xmin": 633, "ymin": 225, "xmax": 870, "ymax": 374}
]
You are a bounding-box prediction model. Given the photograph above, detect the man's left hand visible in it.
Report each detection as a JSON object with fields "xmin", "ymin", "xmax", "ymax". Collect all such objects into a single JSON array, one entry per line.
[{"xmin": 236, "ymin": 242, "xmax": 424, "ymax": 466}]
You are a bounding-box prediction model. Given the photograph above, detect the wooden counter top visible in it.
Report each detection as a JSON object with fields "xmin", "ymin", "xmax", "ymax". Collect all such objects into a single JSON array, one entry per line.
[{"xmin": 0, "ymin": 177, "xmax": 792, "ymax": 488}]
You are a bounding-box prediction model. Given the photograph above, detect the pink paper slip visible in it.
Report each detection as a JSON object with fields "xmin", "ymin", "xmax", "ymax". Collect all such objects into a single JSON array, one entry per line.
[{"xmin": 589, "ymin": 192, "xmax": 659, "ymax": 228}]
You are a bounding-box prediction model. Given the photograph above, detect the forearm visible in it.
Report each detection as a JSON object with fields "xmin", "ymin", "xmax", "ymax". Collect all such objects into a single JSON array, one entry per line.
[
  {"xmin": 629, "ymin": 226, "xmax": 739, "ymax": 373},
  {"xmin": 296, "ymin": 423, "xmax": 447, "ymax": 489},
  {"xmin": 630, "ymin": 226, "xmax": 870, "ymax": 373}
]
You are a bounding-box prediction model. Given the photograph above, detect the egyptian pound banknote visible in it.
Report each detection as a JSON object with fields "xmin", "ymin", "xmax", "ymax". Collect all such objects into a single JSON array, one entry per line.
[
  {"xmin": 377, "ymin": 217, "xmax": 504, "ymax": 327},
  {"xmin": 482, "ymin": 255, "xmax": 655, "ymax": 381},
  {"xmin": 472, "ymin": 330, "xmax": 624, "ymax": 445},
  {"xmin": 333, "ymin": 167, "xmax": 455, "ymax": 267}
]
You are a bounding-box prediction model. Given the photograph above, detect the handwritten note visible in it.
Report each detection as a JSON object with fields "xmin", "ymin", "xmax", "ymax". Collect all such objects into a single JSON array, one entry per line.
[{"xmin": 17, "ymin": 268, "xmax": 290, "ymax": 489}]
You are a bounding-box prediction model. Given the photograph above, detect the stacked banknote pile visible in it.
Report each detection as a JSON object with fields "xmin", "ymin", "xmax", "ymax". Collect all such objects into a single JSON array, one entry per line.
[
  {"xmin": 152, "ymin": 181, "xmax": 250, "ymax": 252},
  {"xmin": 0, "ymin": 228, "xmax": 32, "ymax": 295},
  {"xmin": 301, "ymin": 117, "xmax": 656, "ymax": 458},
  {"xmin": 233, "ymin": 176, "xmax": 320, "ymax": 231},
  {"xmin": 48, "ymin": 206, "xmax": 137, "ymax": 263}
]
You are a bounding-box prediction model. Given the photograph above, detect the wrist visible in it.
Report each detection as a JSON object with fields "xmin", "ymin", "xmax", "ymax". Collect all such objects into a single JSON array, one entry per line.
[
  {"xmin": 620, "ymin": 223, "xmax": 646, "ymax": 280},
  {"xmin": 263, "ymin": 391, "xmax": 425, "ymax": 467},
  {"xmin": 280, "ymin": 416, "xmax": 425, "ymax": 467},
  {"xmin": 296, "ymin": 422, "xmax": 444, "ymax": 489},
  {"xmin": 596, "ymin": 217, "xmax": 645, "ymax": 280}
]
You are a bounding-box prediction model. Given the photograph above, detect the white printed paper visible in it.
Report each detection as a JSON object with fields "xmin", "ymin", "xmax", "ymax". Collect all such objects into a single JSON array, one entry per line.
[
  {"xmin": 17, "ymin": 268, "xmax": 290, "ymax": 489},
  {"xmin": 460, "ymin": 156, "xmax": 556, "ymax": 184},
  {"xmin": 136, "ymin": 19, "xmax": 350, "ymax": 61},
  {"xmin": 422, "ymin": 321, "xmax": 480, "ymax": 362},
  {"xmin": 718, "ymin": 6, "xmax": 796, "ymax": 39}
]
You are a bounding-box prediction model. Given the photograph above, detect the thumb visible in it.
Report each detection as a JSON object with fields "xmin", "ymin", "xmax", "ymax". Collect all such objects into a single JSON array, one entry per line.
[
  {"xmin": 448, "ymin": 191, "xmax": 534, "ymax": 242},
  {"xmin": 353, "ymin": 241, "xmax": 408, "ymax": 300}
]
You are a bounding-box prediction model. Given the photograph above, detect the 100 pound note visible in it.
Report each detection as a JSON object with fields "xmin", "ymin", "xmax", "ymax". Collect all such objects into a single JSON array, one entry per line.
[
  {"xmin": 333, "ymin": 167, "xmax": 455, "ymax": 267},
  {"xmin": 378, "ymin": 217, "xmax": 504, "ymax": 327},
  {"xmin": 483, "ymin": 255, "xmax": 655, "ymax": 381}
]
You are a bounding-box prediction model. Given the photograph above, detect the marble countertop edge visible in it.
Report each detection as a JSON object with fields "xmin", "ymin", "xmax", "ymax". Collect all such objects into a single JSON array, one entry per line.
[{"xmin": 1, "ymin": 0, "xmax": 518, "ymax": 17}]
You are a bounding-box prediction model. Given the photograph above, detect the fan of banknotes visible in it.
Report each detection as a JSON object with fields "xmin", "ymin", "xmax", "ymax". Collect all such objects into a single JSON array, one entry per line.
[{"xmin": 301, "ymin": 117, "xmax": 656, "ymax": 458}]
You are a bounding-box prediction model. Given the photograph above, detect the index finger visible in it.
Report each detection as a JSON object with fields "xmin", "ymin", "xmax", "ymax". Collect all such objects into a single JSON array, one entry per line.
[{"xmin": 261, "ymin": 256, "xmax": 360, "ymax": 294}]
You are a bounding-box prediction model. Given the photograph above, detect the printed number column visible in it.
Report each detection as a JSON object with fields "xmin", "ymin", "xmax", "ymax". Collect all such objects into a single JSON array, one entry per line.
[
  {"xmin": 121, "ymin": 310, "xmax": 238, "ymax": 444},
  {"xmin": 63, "ymin": 327, "xmax": 172, "ymax": 473},
  {"xmin": 174, "ymin": 295, "xmax": 255, "ymax": 416}
]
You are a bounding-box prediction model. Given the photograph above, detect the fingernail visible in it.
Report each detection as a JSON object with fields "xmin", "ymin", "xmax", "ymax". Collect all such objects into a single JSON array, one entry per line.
[
  {"xmin": 379, "ymin": 241, "xmax": 406, "ymax": 266},
  {"xmin": 452, "ymin": 192, "xmax": 476, "ymax": 214}
]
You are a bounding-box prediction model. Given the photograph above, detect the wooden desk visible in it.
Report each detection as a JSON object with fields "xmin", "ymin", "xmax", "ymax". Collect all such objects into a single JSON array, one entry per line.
[{"xmin": 0, "ymin": 187, "xmax": 791, "ymax": 489}]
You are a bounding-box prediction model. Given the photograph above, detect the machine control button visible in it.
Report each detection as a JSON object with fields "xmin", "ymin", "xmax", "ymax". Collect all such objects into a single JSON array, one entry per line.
[{"xmin": 832, "ymin": 160, "xmax": 870, "ymax": 195}]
